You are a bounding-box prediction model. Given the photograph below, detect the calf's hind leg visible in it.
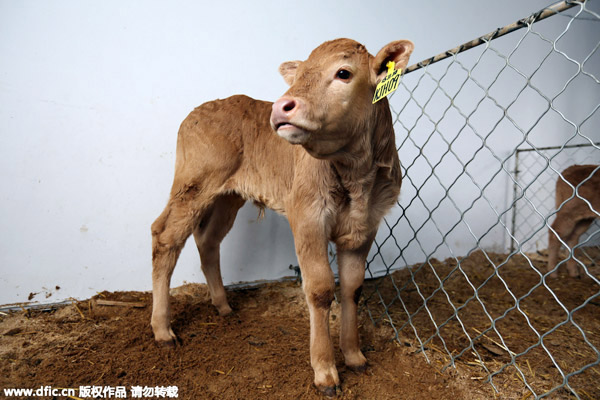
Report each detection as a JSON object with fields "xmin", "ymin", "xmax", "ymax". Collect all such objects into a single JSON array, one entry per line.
[
  {"xmin": 548, "ymin": 209, "xmax": 576, "ymax": 278},
  {"xmin": 193, "ymin": 193, "xmax": 245, "ymax": 316},
  {"xmin": 151, "ymin": 191, "xmax": 216, "ymax": 346},
  {"xmin": 565, "ymin": 218, "xmax": 594, "ymax": 278}
]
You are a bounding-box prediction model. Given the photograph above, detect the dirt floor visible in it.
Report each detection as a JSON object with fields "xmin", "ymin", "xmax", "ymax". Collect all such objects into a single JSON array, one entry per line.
[
  {"xmin": 363, "ymin": 248, "xmax": 600, "ymax": 400},
  {"xmin": 1, "ymin": 249, "xmax": 598, "ymax": 400}
]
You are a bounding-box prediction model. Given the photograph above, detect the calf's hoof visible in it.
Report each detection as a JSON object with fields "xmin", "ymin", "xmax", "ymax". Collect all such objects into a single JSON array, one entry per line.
[
  {"xmin": 567, "ymin": 267, "xmax": 581, "ymax": 279},
  {"xmin": 156, "ymin": 338, "xmax": 177, "ymax": 348},
  {"xmin": 316, "ymin": 385, "xmax": 340, "ymax": 397},
  {"xmin": 153, "ymin": 326, "xmax": 178, "ymax": 348},
  {"xmin": 347, "ymin": 363, "xmax": 368, "ymax": 373},
  {"xmin": 343, "ymin": 350, "xmax": 367, "ymax": 372},
  {"xmin": 216, "ymin": 303, "xmax": 233, "ymax": 316},
  {"xmin": 314, "ymin": 368, "xmax": 340, "ymax": 397}
]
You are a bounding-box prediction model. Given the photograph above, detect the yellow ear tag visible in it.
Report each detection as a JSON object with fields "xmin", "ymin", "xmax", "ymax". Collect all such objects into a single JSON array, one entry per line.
[{"xmin": 372, "ymin": 61, "xmax": 402, "ymax": 104}]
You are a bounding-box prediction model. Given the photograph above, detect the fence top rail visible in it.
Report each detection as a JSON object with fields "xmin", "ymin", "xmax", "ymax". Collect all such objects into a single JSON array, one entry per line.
[{"xmin": 403, "ymin": 0, "xmax": 583, "ymax": 75}]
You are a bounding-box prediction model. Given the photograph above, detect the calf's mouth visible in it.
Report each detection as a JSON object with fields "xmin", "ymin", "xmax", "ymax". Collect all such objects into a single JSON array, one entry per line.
[{"xmin": 275, "ymin": 122, "xmax": 311, "ymax": 145}]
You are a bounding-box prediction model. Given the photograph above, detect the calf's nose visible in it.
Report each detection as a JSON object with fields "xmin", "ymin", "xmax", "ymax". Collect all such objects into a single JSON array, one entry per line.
[{"xmin": 272, "ymin": 97, "xmax": 297, "ymax": 117}]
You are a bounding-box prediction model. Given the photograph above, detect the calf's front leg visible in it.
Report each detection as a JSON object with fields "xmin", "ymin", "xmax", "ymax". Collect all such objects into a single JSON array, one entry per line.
[
  {"xmin": 293, "ymin": 224, "xmax": 339, "ymax": 395},
  {"xmin": 337, "ymin": 236, "xmax": 374, "ymax": 371}
]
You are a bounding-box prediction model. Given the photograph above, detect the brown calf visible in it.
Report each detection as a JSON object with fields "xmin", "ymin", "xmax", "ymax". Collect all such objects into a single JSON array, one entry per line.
[
  {"xmin": 151, "ymin": 38, "xmax": 414, "ymax": 395},
  {"xmin": 547, "ymin": 164, "xmax": 599, "ymax": 278}
]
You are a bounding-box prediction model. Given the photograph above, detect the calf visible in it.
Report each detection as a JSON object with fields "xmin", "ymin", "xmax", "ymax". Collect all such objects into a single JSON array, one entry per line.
[
  {"xmin": 150, "ymin": 38, "xmax": 414, "ymax": 394},
  {"xmin": 548, "ymin": 164, "xmax": 600, "ymax": 278}
]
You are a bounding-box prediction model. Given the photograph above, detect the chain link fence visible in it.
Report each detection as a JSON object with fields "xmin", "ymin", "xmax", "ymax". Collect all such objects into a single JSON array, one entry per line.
[{"xmin": 360, "ymin": 1, "xmax": 600, "ymax": 398}]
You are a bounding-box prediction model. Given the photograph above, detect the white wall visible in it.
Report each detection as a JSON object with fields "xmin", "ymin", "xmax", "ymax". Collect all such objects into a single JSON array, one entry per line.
[{"xmin": 0, "ymin": 0, "xmax": 561, "ymax": 305}]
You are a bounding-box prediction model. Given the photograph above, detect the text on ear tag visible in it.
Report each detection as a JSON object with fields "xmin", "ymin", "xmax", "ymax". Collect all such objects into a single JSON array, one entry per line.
[{"xmin": 372, "ymin": 61, "xmax": 402, "ymax": 104}]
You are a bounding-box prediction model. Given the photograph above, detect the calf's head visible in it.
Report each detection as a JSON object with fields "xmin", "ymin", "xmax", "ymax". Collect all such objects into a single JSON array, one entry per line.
[{"xmin": 270, "ymin": 38, "xmax": 414, "ymax": 158}]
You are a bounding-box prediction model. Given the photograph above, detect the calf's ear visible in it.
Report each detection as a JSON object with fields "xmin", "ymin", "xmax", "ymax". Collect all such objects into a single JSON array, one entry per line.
[
  {"xmin": 279, "ymin": 61, "xmax": 301, "ymax": 86},
  {"xmin": 372, "ymin": 40, "xmax": 414, "ymax": 84}
]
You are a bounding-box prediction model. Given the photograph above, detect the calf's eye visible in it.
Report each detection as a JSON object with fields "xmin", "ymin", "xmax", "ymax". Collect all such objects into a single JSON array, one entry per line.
[{"xmin": 336, "ymin": 69, "xmax": 351, "ymax": 80}]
